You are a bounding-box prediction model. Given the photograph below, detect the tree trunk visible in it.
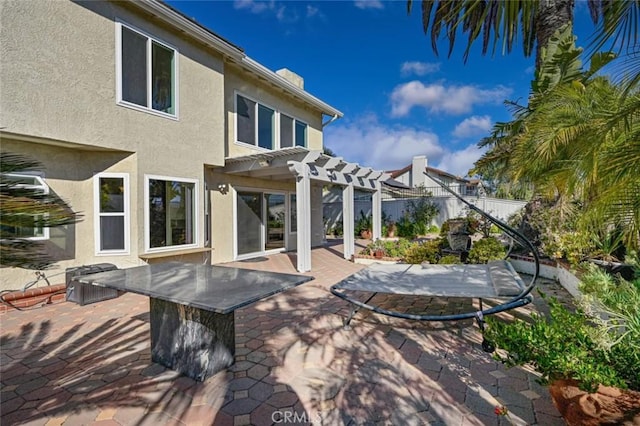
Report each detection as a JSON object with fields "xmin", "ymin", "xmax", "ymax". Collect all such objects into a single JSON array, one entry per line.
[{"xmin": 535, "ymin": 0, "xmax": 575, "ymax": 69}]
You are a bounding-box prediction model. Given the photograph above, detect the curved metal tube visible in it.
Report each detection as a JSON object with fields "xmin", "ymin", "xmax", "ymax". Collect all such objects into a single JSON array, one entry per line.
[
  {"xmin": 332, "ymin": 174, "xmax": 540, "ymax": 324},
  {"xmin": 426, "ymin": 173, "xmax": 540, "ymax": 302}
]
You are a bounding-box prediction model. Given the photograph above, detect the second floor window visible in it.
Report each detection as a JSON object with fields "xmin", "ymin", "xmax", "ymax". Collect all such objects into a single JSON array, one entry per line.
[
  {"xmin": 237, "ymin": 94, "xmax": 275, "ymax": 149},
  {"xmin": 118, "ymin": 23, "xmax": 176, "ymax": 116},
  {"xmin": 280, "ymin": 114, "xmax": 307, "ymax": 148},
  {"xmin": 236, "ymin": 94, "xmax": 308, "ymax": 151}
]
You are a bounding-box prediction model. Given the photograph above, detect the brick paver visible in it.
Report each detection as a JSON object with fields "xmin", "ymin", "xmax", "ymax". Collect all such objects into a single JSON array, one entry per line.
[{"xmin": 1, "ymin": 239, "xmax": 566, "ymax": 425}]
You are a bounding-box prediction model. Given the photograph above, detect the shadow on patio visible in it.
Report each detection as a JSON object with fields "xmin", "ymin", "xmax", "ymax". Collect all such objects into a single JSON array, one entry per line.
[{"xmin": 1, "ymin": 242, "xmax": 566, "ymax": 425}]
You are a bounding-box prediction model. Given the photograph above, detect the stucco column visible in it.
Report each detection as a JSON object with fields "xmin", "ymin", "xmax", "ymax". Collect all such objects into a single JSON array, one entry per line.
[
  {"xmin": 372, "ymin": 183, "xmax": 382, "ymax": 240},
  {"xmin": 342, "ymin": 184, "xmax": 354, "ymax": 260}
]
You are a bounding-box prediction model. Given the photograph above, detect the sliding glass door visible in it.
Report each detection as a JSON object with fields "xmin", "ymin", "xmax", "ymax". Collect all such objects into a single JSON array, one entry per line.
[
  {"xmin": 236, "ymin": 191, "xmax": 288, "ymax": 257},
  {"xmin": 265, "ymin": 194, "xmax": 285, "ymax": 250},
  {"xmin": 237, "ymin": 192, "xmax": 262, "ymax": 256}
]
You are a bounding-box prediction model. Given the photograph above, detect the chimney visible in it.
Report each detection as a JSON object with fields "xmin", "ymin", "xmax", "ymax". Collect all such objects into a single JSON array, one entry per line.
[
  {"xmin": 411, "ymin": 155, "xmax": 427, "ymax": 188},
  {"xmin": 276, "ymin": 68, "xmax": 304, "ymax": 89}
]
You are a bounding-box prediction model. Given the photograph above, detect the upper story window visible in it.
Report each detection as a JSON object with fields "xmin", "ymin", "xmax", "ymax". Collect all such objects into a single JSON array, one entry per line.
[
  {"xmin": 145, "ymin": 175, "xmax": 197, "ymax": 251},
  {"xmin": 94, "ymin": 173, "xmax": 129, "ymax": 255},
  {"xmin": 237, "ymin": 94, "xmax": 275, "ymax": 149},
  {"xmin": 1, "ymin": 174, "xmax": 49, "ymax": 240},
  {"xmin": 236, "ymin": 93, "xmax": 308, "ymax": 150},
  {"xmin": 117, "ymin": 22, "xmax": 177, "ymax": 117}
]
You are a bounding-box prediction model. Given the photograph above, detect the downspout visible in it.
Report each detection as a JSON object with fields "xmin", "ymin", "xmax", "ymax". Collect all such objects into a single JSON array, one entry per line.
[{"xmin": 322, "ymin": 114, "xmax": 340, "ymax": 128}]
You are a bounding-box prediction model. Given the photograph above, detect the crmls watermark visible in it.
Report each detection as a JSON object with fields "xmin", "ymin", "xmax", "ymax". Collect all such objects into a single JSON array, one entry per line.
[{"xmin": 271, "ymin": 409, "xmax": 323, "ymax": 424}]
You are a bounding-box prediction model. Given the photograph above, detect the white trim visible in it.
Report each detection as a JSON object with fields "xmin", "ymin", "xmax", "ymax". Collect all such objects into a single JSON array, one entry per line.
[
  {"xmin": 234, "ymin": 91, "xmax": 308, "ymax": 151},
  {"xmin": 115, "ymin": 20, "xmax": 179, "ymax": 119},
  {"xmin": 143, "ymin": 174, "xmax": 199, "ymax": 253},
  {"xmin": 94, "ymin": 172, "xmax": 130, "ymax": 255},
  {"xmin": 3, "ymin": 173, "xmax": 50, "ymax": 241},
  {"xmin": 279, "ymin": 111, "xmax": 308, "ymax": 149},
  {"xmin": 234, "ymin": 91, "xmax": 278, "ymax": 150},
  {"xmin": 233, "ymin": 187, "xmax": 288, "ymax": 260}
]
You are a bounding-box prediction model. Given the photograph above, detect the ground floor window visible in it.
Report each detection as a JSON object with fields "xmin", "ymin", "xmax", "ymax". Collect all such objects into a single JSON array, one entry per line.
[
  {"xmin": 1, "ymin": 174, "xmax": 49, "ymax": 240},
  {"xmin": 94, "ymin": 173, "xmax": 129, "ymax": 254},
  {"xmin": 236, "ymin": 190, "xmax": 289, "ymax": 256},
  {"xmin": 146, "ymin": 175, "xmax": 197, "ymax": 250}
]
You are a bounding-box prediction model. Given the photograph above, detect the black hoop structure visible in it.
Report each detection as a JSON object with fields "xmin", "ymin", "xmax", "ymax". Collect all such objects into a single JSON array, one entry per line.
[{"xmin": 330, "ymin": 173, "xmax": 540, "ymax": 327}]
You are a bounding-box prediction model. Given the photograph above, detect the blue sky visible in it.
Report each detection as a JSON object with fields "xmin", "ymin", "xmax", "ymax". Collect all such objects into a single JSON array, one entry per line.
[{"xmin": 166, "ymin": 0, "xmax": 597, "ymax": 177}]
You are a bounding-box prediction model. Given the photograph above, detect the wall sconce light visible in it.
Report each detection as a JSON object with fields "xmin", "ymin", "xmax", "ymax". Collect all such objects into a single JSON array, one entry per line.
[{"xmin": 217, "ymin": 183, "xmax": 228, "ymax": 194}]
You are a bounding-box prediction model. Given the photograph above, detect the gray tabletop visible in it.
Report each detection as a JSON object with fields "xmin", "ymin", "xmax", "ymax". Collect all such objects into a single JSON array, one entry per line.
[
  {"xmin": 334, "ymin": 260, "xmax": 525, "ymax": 298},
  {"xmin": 77, "ymin": 262, "xmax": 314, "ymax": 314}
]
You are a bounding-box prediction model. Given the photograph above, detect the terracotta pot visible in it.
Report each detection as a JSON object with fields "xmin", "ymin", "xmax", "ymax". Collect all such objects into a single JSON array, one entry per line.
[
  {"xmin": 360, "ymin": 230, "xmax": 372, "ymax": 240},
  {"xmin": 549, "ymin": 379, "xmax": 640, "ymax": 426}
]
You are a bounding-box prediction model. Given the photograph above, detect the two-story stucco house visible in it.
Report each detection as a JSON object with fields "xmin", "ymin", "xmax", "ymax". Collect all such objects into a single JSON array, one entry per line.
[{"xmin": 0, "ymin": 0, "xmax": 386, "ymax": 291}]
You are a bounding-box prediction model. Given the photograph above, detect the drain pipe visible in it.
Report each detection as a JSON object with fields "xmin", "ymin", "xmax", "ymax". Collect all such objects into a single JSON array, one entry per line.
[{"xmin": 322, "ymin": 114, "xmax": 340, "ymax": 128}]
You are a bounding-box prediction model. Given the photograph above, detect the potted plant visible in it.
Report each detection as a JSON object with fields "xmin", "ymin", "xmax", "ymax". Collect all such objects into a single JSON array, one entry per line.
[
  {"xmin": 355, "ymin": 210, "xmax": 372, "ymax": 240},
  {"xmin": 369, "ymin": 239, "xmax": 387, "ymax": 259},
  {"xmin": 386, "ymin": 221, "xmax": 397, "ymax": 238},
  {"xmin": 484, "ymin": 259, "xmax": 640, "ymax": 425}
]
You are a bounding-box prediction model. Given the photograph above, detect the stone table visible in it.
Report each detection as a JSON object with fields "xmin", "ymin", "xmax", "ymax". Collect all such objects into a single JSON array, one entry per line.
[{"xmin": 78, "ymin": 261, "xmax": 313, "ymax": 381}]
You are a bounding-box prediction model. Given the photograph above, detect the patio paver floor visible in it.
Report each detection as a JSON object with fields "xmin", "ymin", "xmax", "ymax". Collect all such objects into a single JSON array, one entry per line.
[{"xmin": 1, "ymin": 239, "xmax": 569, "ymax": 425}]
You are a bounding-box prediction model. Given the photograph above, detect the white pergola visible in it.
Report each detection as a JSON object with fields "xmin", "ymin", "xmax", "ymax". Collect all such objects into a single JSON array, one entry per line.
[{"xmin": 222, "ymin": 147, "xmax": 389, "ymax": 272}]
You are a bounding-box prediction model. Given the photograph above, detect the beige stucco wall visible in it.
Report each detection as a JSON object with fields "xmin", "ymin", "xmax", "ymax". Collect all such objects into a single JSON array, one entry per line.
[
  {"xmin": 207, "ymin": 170, "xmax": 301, "ymax": 263},
  {"xmin": 0, "ymin": 0, "xmax": 226, "ymax": 171},
  {"xmin": 0, "ymin": 1, "xmax": 230, "ymax": 290},
  {"xmin": 224, "ymin": 64, "xmax": 324, "ymax": 159},
  {"xmin": 0, "ymin": 139, "xmax": 140, "ymax": 291}
]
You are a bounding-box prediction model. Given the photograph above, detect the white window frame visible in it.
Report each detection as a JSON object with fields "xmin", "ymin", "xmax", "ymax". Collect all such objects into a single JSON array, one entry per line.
[
  {"xmin": 235, "ymin": 92, "xmax": 314, "ymax": 151},
  {"xmin": 2, "ymin": 173, "xmax": 49, "ymax": 241},
  {"xmin": 144, "ymin": 174, "xmax": 199, "ymax": 253},
  {"xmin": 94, "ymin": 172, "xmax": 130, "ymax": 255},
  {"xmin": 280, "ymin": 112, "xmax": 308, "ymax": 149},
  {"xmin": 234, "ymin": 92, "xmax": 279, "ymax": 151},
  {"xmin": 115, "ymin": 20, "xmax": 179, "ymax": 119},
  {"xmin": 233, "ymin": 187, "xmax": 289, "ymax": 260}
]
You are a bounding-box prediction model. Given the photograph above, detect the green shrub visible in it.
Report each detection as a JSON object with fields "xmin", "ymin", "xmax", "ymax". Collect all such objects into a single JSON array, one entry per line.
[
  {"xmin": 438, "ymin": 254, "xmax": 461, "ymax": 264},
  {"xmin": 383, "ymin": 238, "xmax": 412, "ymax": 258},
  {"xmin": 486, "ymin": 261, "xmax": 640, "ymax": 393},
  {"xmin": 396, "ymin": 215, "xmax": 417, "ymax": 239},
  {"xmin": 403, "ymin": 240, "xmax": 440, "ymax": 264},
  {"xmin": 426, "ymin": 225, "xmax": 439, "ymax": 234},
  {"xmin": 467, "ymin": 237, "xmax": 506, "ymax": 264}
]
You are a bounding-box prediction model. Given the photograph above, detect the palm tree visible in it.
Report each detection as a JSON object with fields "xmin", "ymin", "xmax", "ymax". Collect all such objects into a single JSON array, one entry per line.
[
  {"xmin": 407, "ymin": 0, "xmax": 639, "ymax": 70},
  {"xmin": 473, "ymin": 28, "xmax": 639, "ymax": 249},
  {"xmin": 0, "ymin": 152, "xmax": 80, "ymax": 269}
]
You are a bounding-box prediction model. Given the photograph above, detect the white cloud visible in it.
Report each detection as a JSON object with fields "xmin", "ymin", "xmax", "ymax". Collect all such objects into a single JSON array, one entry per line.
[
  {"xmin": 433, "ymin": 144, "xmax": 486, "ymax": 178},
  {"xmin": 324, "ymin": 114, "xmax": 443, "ymax": 171},
  {"xmin": 324, "ymin": 115, "xmax": 486, "ymax": 178},
  {"xmin": 452, "ymin": 115, "xmax": 493, "ymax": 138},
  {"xmin": 234, "ymin": 0, "xmax": 300, "ymax": 23},
  {"xmin": 306, "ymin": 5, "xmax": 320, "ymax": 18},
  {"xmin": 354, "ymin": 0, "xmax": 384, "ymax": 10},
  {"xmin": 390, "ymin": 81, "xmax": 512, "ymax": 116},
  {"xmin": 324, "ymin": 115, "xmax": 444, "ymax": 170},
  {"xmin": 401, "ymin": 61, "xmax": 440, "ymax": 77},
  {"xmin": 234, "ymin": 0, "xmax": 274, "ymax": 14}
]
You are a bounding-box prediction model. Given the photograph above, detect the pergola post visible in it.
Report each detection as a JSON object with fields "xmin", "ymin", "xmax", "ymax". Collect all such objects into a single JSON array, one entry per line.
[
  {"xmin": 372, "ymin": 182, "xmax": 382, "ymax": 240},
  {"xmin": 342, "ymin": 184, "xmax": 354, "ymax": 260},
  {"xmin": 295, "ymin": 164, "xmax": 312, "ymax": 272}
]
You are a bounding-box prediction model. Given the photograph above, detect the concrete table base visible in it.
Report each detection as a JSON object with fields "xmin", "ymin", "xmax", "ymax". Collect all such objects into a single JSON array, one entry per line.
[{"xmin": 149, "ymin": 298, "xmax": 235, "ymax": 381}]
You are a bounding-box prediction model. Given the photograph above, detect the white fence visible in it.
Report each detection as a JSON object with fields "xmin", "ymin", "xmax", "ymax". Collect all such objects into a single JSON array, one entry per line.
[{"xmin": 323, "ymin": 195, "xmax": 526, "ymax": 233}]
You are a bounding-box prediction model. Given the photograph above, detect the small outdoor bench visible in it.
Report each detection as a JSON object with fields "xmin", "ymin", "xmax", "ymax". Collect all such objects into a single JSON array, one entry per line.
[{"xmin": 78, "ymin": 261, "xmax": 313, "ymax": 381}]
